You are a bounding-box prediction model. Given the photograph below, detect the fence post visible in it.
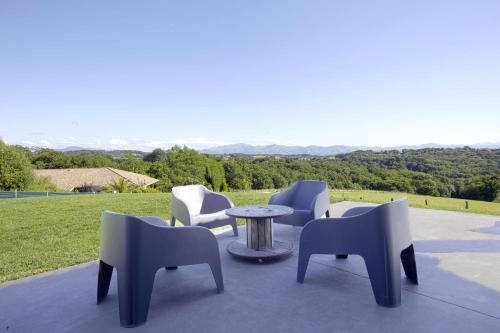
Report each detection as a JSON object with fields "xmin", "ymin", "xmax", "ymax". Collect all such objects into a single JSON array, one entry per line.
[
  {"xmin": 15, "ymin": 189, "xmax": 18, "ymax": 199},
  {"xmin": 425, "ymin": 199, "xmax": 428, "ymax": 206},
  {"xmin": 46, "ymin": 191, "xmax": 49, "ymax": 197},
  {"xmin": 465, "ymin": 201, "xmax": 469, "ymax": 209}
]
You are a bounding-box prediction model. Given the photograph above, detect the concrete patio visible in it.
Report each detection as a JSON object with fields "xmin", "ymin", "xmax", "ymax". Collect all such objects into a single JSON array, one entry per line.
[{"xmin": 1, "ymin": 201, "xmax": 499, "ymax": 332}]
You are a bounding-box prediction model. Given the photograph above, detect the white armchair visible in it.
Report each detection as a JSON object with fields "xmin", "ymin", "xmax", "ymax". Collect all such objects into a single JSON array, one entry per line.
[{"xmin": 171, "ymin": 185, "xmax": 238, "ymax": 236}]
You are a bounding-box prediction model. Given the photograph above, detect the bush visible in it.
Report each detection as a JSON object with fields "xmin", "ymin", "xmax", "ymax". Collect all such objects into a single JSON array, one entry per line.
[
  {"xmin": 272, "ymin": 173, "xmax": 288, "ymax": 189},
  {"xmin": 220, "ymin": 181, "xmax": 229, "ymax": 192},
  {"xmin": 0, "ymin": 142, "xmax": 34, "ymax": 190},
  {"xmin": 31, "ymin": 149, "xmax": 71, "ymax": 169},
  {"xmin": 251, "ymin": 167, "xmax": 274, "ymax": 189},
  {"xmin": 131, "ymin": 186, "xmax": 160, "ymax": 193},
  {"xmin": 27, "ymin": 176, "xmax": 60, "ymax": 192},
  {"xmin": 104, "ymin": 178, "xmax": 130, "ymax": 193},
  {"xmin": 458, "ymin": 176, "xmax": 499, "ymax": 202}
]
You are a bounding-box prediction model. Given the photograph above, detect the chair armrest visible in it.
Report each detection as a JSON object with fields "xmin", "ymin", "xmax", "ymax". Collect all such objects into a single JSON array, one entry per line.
[
  {"xmin": 171, "ymin": 194, "xmax": 192, "ymax": 225},
  {"xmin": 301, "ymin": 213, "xmax": 379, "ymax": 255},
  {"xmin": 269, "ymin": 186, "xmax": 294, "ymax": 205},
  {"xmin": 303, "ymin": 216, "xmax": 365, "ymax": 235},
  {"xmin": 137, "ymin": 216, "xmax": 169, "ymax": 227},
  {"xmin": 310, "ymin": 188, "xmax": 330, "ymax": 218},
  {"xmin": 202, "ymin": 191, "xmax": 234, "ymax": 213},
  {"xmin": 153, "ymin": 225, "xmax": 217, "ymax": 244},
  {"xmin": 341, "ymin": 206, "xmax": 376, "ymax": 218}
]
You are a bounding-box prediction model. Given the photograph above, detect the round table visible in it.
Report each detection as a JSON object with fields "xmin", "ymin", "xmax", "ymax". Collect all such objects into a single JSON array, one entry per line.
[{"xmin": 225, "ymin": 205, "xmax": 294, "ymax": 261}]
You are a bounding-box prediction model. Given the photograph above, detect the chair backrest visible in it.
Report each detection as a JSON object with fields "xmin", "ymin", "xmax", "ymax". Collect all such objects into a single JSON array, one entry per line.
[
  {"xmin": 100, "ymin": 211, "xmax": 144, "ymax": 268},
  {"xmin": 172, "ymin": 185, "xmax": 207, "ymax": 214},
  {"xmin": 341, "ymin": 199, "xmax": 411, "ymax": 250},
  {"xmin": 376, "ymin": 198, "xmax": 412, "ymax": 250},
  {"xmin": 291, "ymin": 180, "xmax": 327, "ymax": 209}
]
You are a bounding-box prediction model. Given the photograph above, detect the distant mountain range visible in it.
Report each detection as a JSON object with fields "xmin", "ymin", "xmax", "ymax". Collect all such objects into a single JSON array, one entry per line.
[
  {"xmin": 60, "ymin": 146, "xmax": 92, "ymax": 152},
  {"xmin": 55, "ymin": 142, "xmax": 500, "ymax": 156},
  {"xmin": 59, "ymin": 146, "xmax": 146, "ymax": 157},
  {"xmin": 200, "ymin": 142, "xmax": 500, "ymax": 156}
]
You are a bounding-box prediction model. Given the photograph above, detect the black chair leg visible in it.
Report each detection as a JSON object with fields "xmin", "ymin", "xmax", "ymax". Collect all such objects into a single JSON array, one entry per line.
[
  {"xmin": 336, "ymin": 254, "xmax": 348, "ymax": 259},
  {"xmin": 401, "ymin": 244, "xmax": 418, "ymax": 284},
  {"xmin": 97, "ymin": 261, "xmax": 113, "ymax": 304},
  {"xmin": 325, "ymin": 210, "xmax": 331, "ymax": 218}
]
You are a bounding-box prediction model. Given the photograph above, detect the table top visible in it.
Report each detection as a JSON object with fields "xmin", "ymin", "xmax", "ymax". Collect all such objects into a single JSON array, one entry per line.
[{"xmin": 226, "ymin": 205, "xmax": 293, "ymax": 219}]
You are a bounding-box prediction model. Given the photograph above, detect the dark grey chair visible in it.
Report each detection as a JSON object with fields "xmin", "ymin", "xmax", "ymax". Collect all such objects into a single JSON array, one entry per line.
[
  {"xmin": 297, "ymin": 199, "xmax": 418, "ymax": 307},
  {"xmin": 269, "ymin": 180, "xmax": 330, "ymax": 227},
  {"xmin": 171, "ymin": 185, "xmax": 238, "ymax": 236},
  {"xmin": 97, "ymin": 211, "xmax": 224, "ymax": 327}
]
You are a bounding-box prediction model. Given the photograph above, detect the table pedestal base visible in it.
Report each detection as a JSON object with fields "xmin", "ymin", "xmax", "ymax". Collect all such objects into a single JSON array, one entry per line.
[
  {"xmin": 227, "ymin": 240, "xmax": 293, "ymax": 262},
  {"xmin": 225, "ymin": 209, "xmax": 295, "ymax": 262}
]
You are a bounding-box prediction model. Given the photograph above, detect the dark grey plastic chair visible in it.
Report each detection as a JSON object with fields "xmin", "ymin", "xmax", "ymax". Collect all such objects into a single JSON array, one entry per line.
[
  {"xmin": 269, "ymin": 180, "xmax": 330, "ymax": 227},
  {"xmin": 171, "ymin": 185, "xmax": 238, "ymax": 236},
  {"xmin": 297, "ymin": 199, "xmax": 418, "ymax": 307},
  {"xmin": 97, "ymin": 211, "xmax": 224, "ymax": 327}
]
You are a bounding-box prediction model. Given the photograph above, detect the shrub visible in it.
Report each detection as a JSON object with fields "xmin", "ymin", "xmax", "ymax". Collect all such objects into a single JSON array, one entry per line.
[
  {"xmin": 131, "ymin": 186, "xmax": 160, "ymax": 193},
  {"xmin": 27, "ymin": 176, "xmax": 60, "ymax": 192},
  {"xmin": 107, "ymin": 178, "xmax": 130, "ymax": 193},
  {"xmin": 0, "ymin": 141, "xmax": 34, "ymax": 190}
]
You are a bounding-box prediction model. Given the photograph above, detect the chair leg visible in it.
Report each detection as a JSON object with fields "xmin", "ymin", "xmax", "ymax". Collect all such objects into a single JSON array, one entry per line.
[
  {"xmin": 364, "ymin": 249, "xmax": 402, "ymax": 307},
  {"xmin": 297, "ymin": 250, "xmax": 312, "ymax": 283},
  {"xmin": 325, "ymin": 210, "xmax": 331, "ymax": 218},
  {"xmin": 208, "ymin": 259, "xmax": 224, "ymax": 293},
  {"xmin": 336, "ymin": 254, "xmax": 348, "ymax": 259},
  {"xmin": 170, "ymin": 217, "xmax": 176, "ymax": 227},
  {"xmin": 97, "ymin": 260, "xmax": 113, "ymax": 304},
  {"xmin": 401, "ymin": 244, "xmax": 418, "ymax": 284},
  {"xmin": 116, "ymin": 269, "xmax": 156, "ymax": 327}
]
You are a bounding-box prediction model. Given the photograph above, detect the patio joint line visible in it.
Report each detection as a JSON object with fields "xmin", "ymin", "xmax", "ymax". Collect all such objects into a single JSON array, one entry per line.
[{"xmin": 309, "ymin": 258, "xmax": 500, "ymax": 321}]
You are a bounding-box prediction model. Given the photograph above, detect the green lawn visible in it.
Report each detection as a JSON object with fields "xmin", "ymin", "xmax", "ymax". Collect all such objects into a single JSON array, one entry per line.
[
  {"xmin": 0, "ymin": 191, "xmax": 498, "ymax": 283},
  {"xmin": 329, "ymin": 190, "xmax": 500, "ymax": 216}
]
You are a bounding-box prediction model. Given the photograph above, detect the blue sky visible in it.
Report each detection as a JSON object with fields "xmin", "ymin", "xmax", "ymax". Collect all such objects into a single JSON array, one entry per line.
[{"xmin": 1, "ymin": 0, "xmax": 499, "ymax": 150}]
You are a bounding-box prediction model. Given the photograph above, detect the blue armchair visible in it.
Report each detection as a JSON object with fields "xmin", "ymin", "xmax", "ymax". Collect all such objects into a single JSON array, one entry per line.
[
  {"xmin": 97, "ymin": 211, "xmax": 224, "ymax": 327},
  {"xmin": 269, "ymin": 180, "xmax": 330, "ymax": 227},
  {"xmin": 297, "ymin": 199, "xmax": 418, "ymax": 307}
]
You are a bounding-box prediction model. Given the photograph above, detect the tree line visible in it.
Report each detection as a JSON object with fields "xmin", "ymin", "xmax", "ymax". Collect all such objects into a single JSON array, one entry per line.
[{"xmin": 0, "ymin": 141, "xmax": 498, "ymax": 202}]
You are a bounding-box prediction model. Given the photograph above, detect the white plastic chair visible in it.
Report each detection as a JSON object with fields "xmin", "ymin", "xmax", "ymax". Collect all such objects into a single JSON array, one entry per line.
[{"xmin": 171, "ymin": 185, "xmax": 238, "ymax": 236}]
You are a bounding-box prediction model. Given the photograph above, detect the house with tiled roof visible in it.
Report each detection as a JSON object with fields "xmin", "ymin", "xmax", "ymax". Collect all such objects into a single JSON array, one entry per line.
[{"xmin": 34, "ymin": 168, "xmax": 158, "ymax": 192}]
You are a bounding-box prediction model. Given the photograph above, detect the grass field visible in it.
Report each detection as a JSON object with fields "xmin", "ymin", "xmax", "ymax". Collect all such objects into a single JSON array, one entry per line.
[
  {"xmin": 329, "ymin": 190, "xmax": 500, "ymax": 216},
  {"xmin": 1, "ymin": 191, "xmax": 498, "ymax": 283}
]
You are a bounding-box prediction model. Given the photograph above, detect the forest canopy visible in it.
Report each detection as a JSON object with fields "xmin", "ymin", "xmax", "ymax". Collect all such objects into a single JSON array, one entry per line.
[{"xmin": 0, "ymin": 141, "xmax": 498, "ymax": 202}]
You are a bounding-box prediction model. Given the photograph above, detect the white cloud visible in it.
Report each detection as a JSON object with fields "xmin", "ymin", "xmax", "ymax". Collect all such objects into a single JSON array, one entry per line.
[
  {"xmin": 109, "ymin": 139, "xmax": 128, "ymax": 146},
  {"xmin": 22, "ymin": 140, "xmax": 35, "ymax": 146},
  {"xmin": 39, "ymin": 140, "xmax": 51, "ymax": 147},
  {"xmin": 12, "ymin": 136, "xmax": 233, "ymax": 151},
  {"xmin": 139, "ymin": 141, "xmax": 162, "ymax": 148},
  {"xmin": 19, "ymin": 139, "xmax": 51, "ymax": 148}
]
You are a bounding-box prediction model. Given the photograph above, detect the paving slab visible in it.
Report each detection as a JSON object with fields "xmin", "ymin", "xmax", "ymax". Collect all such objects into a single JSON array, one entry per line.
[{"xmin": 1, "ymin": 202, "xmax": 499, "ymax": 332}]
